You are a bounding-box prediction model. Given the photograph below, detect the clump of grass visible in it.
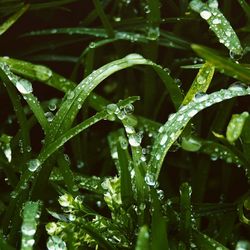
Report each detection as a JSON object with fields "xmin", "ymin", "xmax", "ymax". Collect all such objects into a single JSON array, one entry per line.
[{"xmin": 0, "ymin": 0, "xmax": 250, "ymax": 249}]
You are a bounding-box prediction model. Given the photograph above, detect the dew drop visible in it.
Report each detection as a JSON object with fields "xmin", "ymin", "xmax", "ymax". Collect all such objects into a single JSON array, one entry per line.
[
  {"xmin": 160, "ymin": 134, "xmax": 168, "ymax": 145},
  {"xmin": 200, "ymin": 10, "xmax": 212, "ymax": 20},
  {"xmin": 28, "ymin": 159, "xmax": 41, "ymax": 172},
  {"xmin": 128, "ymin": 133, "xmax": 142, "ymax": 147},
  {"xmin": 16, "ymin": 79, "xmax": 33, "ymax": 94},
  {"xmin": 144, "ymin": 173, "xmax": 156, "ymax": 186}
]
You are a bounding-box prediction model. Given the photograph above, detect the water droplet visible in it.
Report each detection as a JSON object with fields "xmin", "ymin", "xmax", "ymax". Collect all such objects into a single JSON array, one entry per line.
[
  {"xmin": 147, "ymin": 27, "xmax": 160, "ymax": 40},
  {"xmin": 107, "ymin": 103, "xmax": 119, "ymax": 114},
  {"xmin": 45, "ymin": 112, "xmax": 54, "ymax": 122},
  {"xmin": 212, "ymin": 18, "xmax": 221, "ymax": 24},
  {"xmin": 144, "ymin": 173, "xmax": 156, "ymax": 186},
  {"xmin": 125, "ymin": 53, "xmax": 144, "ymax": 61},
  {"xmin": 128, "ymin": 133, "xmax": 142, "ymax": 147},
  {"xmin": 47, "ymin": 236, "xmax": 67, "ymax": 250},
  {"xmin": 28, "ymin": 159, "xmax": 41, "ymax": 172},
  {"xmin": 123, "ymin": 104, "xmax": 134, "ymax": 114},
  {"xmin": 197, "ymin": 75, "xmax": 206, "ymax": 85},
  {"xmin": 16, "ymin": 79, "xmax": 33, "ymax": 94},
  {"xmin": 89, "ymin": 42, "xmax": 96, "ymax": 48},
  {"xmin": 229, "ymin": 82, "xmax": 247, "ymax": 91},
  {"xmin": 187, "ymin": 109, "xmax": 198, "ymax": 117},
  {"xmin": 200, "ymin": 10, "xmax": 212, "ymax": 20},
  {"xmin": 194, "ymin": 92, "xmax": 208, "ymax": 102},
  {"xmin": 67, "ymin": 91, "xmax": 74, "ymax": 100},
  {"xmin": 21, "ymin": 223, "xmax": 36, "ymax": 236},
  {"xmin": 48, "ymin": 102, "xmax": 57, "ymax": 111},
  {"xmin": 160, "ymin": 134, "xmax": 168, "ymax": 145}
]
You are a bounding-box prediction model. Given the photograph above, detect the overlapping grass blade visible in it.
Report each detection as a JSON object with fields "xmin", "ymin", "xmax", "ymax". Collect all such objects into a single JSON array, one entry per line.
[
  {"xmin": 0, "ymin": 57, "xmax": 108, "ymax": 111},
  {"xmin": 192, "ymin": 44, "xmax": 250, "ymax": 82},
  {"xmin": 148, "ymin": 86, "xmax": 250, "ymax": 183},
  {"xmin": 182, "ymin": 62, "xmax": 214, "ymax": 105},
  {"xmin": 190, "ymin": 0, "xmax": 243, "ymax": 56},
  {"xmin": 21, "ymin": 201, "xmax": 41, "ymax": 250},
  {"xmin": 0, "ymin": 64, "xmax": 49, "ymax": 132},
  {"xmin": 0, "ymin": 4, "xmax": 28, "ymax": 36}
]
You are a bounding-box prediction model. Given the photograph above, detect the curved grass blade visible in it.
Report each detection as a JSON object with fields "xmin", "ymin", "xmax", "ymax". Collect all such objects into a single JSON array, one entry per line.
[
  {"xmin": 182, "ymin": 62, "xmax": 214, "ymax": 105},
  {"xmin": 11, "ymin": 97, "xmax": 138, "ymax": 202},
  {"xmin": 0, "ymin": 64, "xmax": 31, "ymax": 156},
  {"xmin": 189, "ymin": 0, "xmax": 243, "ymax": 55},
  {"xmin": 192, "ymin": 44, "xmax": 250, "ymax": 82},
  {"xmin": 29, "ymin": 0, "xmax": 78, "ymax": 10},
  {"xmin": 0, "ymin": 4, "xmax": 28, "ymax": 36},
  {"xmin": 46, "ymin": 54, "xmax": 183, "ymax": 144},
  {"xmin": 0, "ymin": 57, "xmax": 108, "ymax": 111},
  {"xmin": 147, "ymin": 86, "xmax": 250, "ymax": 183},
  {"xmin": 21, "ymin": 201, "xmax": 42, "ymax": 250}
]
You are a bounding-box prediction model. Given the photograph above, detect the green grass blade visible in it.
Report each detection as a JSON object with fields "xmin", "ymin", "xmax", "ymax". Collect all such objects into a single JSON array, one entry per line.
[
  {"xmin": 21, "ymin": 201, "xmax": 41, "ymax": 250},
  {"xmin": 0, "ymin": 64, "xmax": 49, "ymax": 132},
  {"xmin": 135, "ymin": 225, "xmax": 150, "ymax": 250},
  {"xmin": 151, "ymin": 189, "xmax": 168, "ymax": 249},
  {"xmin": 45, "ymin": 54, "xmax": 171, "ymax": 144},
  {"xmin": 147, "ymin": 86, "xmax": 250, "ymax": 183},
  {"xmin": 0, "ymin": 63, "xmax": 31, "ymax": 156},
  {"xmin": 0, "ymin": 232, "xmax": 15, "ymax": 250},
  {"xmin": 237, "ymin": 0, "xmax": 250, "ymax": 20},
  {"xmin": 179, "ymin": 183, "xmax": 192, "ymax": 246},
  {"xmin": 192, "ymin": 229, "xmax": 228, "ymax": 249},
  {"xmin": 189, "ymin": 0, "xmax": 243, "ymax": 55},
  {"xmin": 29, "ymin": 0, "xmax": 78, "ymax": 10},
  {"xmin": 146, "ymin": 0, "xmax": 161, "ymax": 40},
  {"xmin": 192, "ymin": 44, "xmax": 250, "ymax": 82},
  {"xmin": 0, "ymin": 4, "xmax": 28, "ymax": 36},
  {"xmin": 92, "ymin": 0, "xmax": 114, "ymax": 37},
  {"xmin": 0, "ymin": 57, "xmax": 108, "ymax": 111},
  {"xmin": 182, "ymin": 62, "xmax": 214, "ymax": 105}
]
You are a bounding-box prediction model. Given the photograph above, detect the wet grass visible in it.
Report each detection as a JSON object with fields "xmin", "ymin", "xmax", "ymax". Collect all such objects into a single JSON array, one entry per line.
[{"xmin": 0, "ymin": 0, "xmax": 250, "ymax": 249}]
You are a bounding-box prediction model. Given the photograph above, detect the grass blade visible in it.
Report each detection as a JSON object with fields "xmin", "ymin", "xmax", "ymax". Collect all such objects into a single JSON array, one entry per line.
[
  {"xmin": 182, "ymin": 62, "xmax": 214, "ymax": 105},
  {"xmin": 192, "ymin": 44, "xmax": 250, "ymax": 82},
  {"xmin": 0, "ymin": 4, "xmax": 28, "ymax": 36},
  {"xmin": 148, "ymin": 86, "xmax": 250, "ymax": 183},
  {"xmin": 21, "ymin": 201, "xmax": 41, "ymax": 250},
  {"xmin": 135, "ymin": 225, "xmax": 150, "ymax": 250},
  {"xmin": 189, "ymin": 0, "xmax": 243, "ymax": 56}
]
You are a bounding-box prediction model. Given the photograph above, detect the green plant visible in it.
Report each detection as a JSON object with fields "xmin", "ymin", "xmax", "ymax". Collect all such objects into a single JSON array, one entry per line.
[{"xmin": 0, "ymin": 0, "xmax": 250, "ymax": 249}]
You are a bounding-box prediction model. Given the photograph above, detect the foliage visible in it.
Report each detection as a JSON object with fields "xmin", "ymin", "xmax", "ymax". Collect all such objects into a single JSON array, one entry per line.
[{"xmin": 0, "ymin": 0, "xmax": 250, "ymax": 249}]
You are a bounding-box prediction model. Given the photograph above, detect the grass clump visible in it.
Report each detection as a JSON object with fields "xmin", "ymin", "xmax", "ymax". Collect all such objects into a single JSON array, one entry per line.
[{"xmin": 0, "ymin": 0, "xmax": 250, "ymax": 249}]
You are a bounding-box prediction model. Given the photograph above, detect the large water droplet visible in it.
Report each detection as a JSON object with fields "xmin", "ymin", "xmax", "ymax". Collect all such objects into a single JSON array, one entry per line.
[
  {"xmin": 16, "ymin": 79, "xmax": 33, "ymax": 94},
  {"xmin": 200, "ymin": 10, "xmax": 212, "ymax": 20},
  {"xmin": 144, "ymin": 173, "xmax": 156, "ymax": 186},
  {"xmin": 160, "ymin": 134, "xmax": 168, "ymax": 145},
  {"xmin": 128, "ymin": 133, "xmax": 142, "ymax": 147},
  {"xmin": 28, "ymin": 159, "xmax": 41, "ymax": 172},
  {"xmin": 107, "ymin": 103, "xmax": 119, "ymax": 114}
]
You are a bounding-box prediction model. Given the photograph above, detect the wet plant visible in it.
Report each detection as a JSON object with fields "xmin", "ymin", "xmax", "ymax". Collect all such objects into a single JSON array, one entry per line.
[{"xmin": 0, "ymin": 0, "xmax": 250, "ymax": 249}]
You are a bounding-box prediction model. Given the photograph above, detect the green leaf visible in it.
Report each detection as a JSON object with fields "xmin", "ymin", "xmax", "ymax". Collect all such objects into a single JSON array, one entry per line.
[
  {"xmin": 182, "ymin": 62, "xmax": 214, "ymax": 105},
  {"xmin": 191, "ymin": 44, "xmax": 250, "ymax": 82},
  {"xmin": 135, "ymin": 225, "xmax": 150, "ymax": 250},
  {"xmin": 0, "ymin": 4, "xmax": 28, "ymax": 36},
  {"xmin": 21, "ymin": 201, "xmax": 42, "ymax": 250},
  {"xmin": 190, "ymin": 0, "xmax": 243, "ymax": 55},
  {"xmin": 192, "ymin": 229, "xmax": 228, "ymax": 249},
  {"xmin": 180, "ymin": 183, "xmax": 192, "ymax": 245},
  {"xmin": 147, "ymin": 85, "xmax": 250, "ymax": 183},
  {"xmin": 226, "ymin": 112, "xmax": 249, "ymax": 144}
]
